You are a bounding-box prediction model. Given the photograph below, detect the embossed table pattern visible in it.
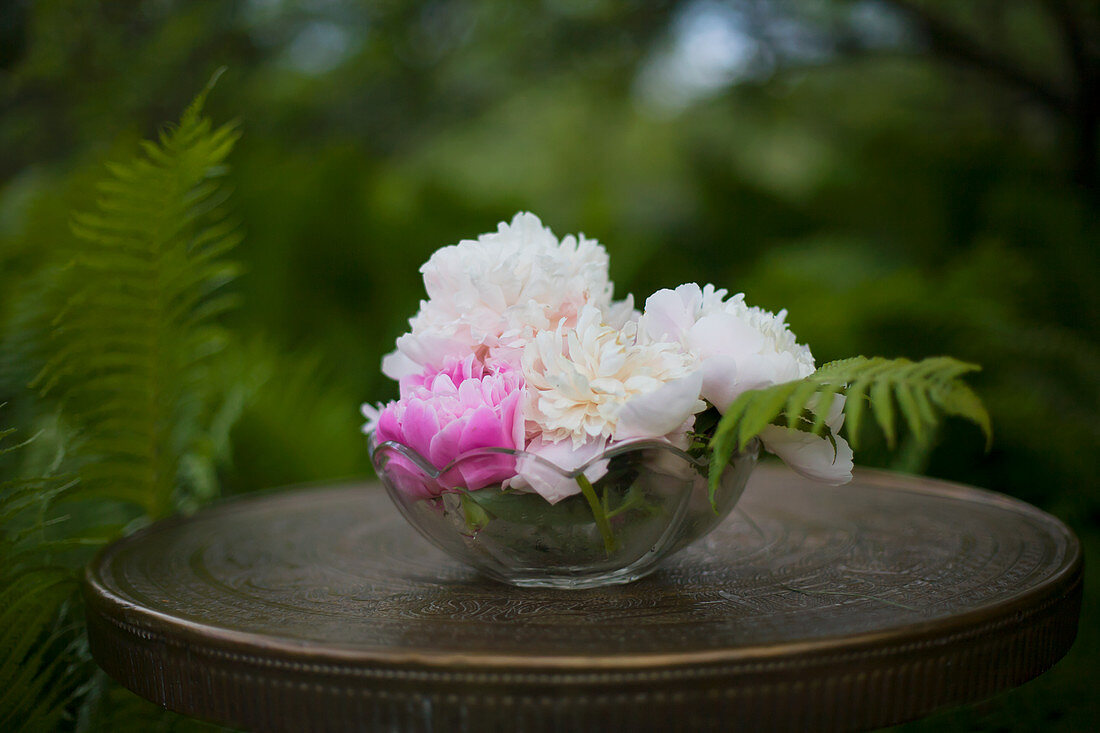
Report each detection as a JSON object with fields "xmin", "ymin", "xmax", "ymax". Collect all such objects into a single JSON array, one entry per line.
[{"xmin": 84, "ymin": 466, "xmax": 1082, "ymax": 732}]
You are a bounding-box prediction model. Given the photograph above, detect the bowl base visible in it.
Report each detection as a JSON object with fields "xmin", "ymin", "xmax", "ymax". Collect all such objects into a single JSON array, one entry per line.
[{"xmin": 485, "ymin": 563, "xmax": 660, "ymax": 589}]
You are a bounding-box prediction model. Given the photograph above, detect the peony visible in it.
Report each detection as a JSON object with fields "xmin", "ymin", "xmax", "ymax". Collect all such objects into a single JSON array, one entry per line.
[
  {"xmin": 637, "ymin": 283, "xmax": 851, "ymax": 484},
  {"xmin": 509, "ymin": 304, "xmax": 704, "ymax": 503},
  {"xmin": 363, "ymin": 357, "xmax": 525, "ymax": 497},
  {"xmin": 382, "ymin": 212, "xmax": 621, "ymax": 379},
  {"xmin": 521, "ymin": 305, "xmax": 704, "ymax": 448},
  {"xmin": 369, "ymin": 217, "xmax": 857, "ymax": 495},
  {"xmin": 759, "ymin": 398, "xmax": 853, "ymax": 484},
  {"xmin": 638, "ymin": 283, "xmax": 815, "ymax": 408},
  {"xmin": 509, "ymin": 435, "xmax": 612, "ymax": 505}
]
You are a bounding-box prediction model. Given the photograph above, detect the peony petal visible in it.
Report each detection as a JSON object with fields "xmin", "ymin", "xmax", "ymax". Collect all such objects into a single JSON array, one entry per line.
[
  {"xmin": 698, "ymin": 355, "xmax": 742, "ymax": 412},
  {"xmin": 457, "ymin": 406, "xmax": 505, "ymax": 452},
  {"xmin": 432, "ymin": 373, "xmax": 458, "ymax": 395},
  {"xmin": 394, "ymin": 329, "xmax": 467, "ymax": 375},
  {"xmin": 456, "ymin": 453, "xmax": 515, "ymax": 491},
  {"xmin": 457, "ymin": 378, "xmax": 483, "ymax": 407},
  {"xmin": 737, "ymin": 350, "xmax": 806, "ymax": 390},
  {"xmin": 689, "ymin": 312, "xmax": 766, "ymax": 360},
  {"xmin": 384, "ymin": 454, "xmax": 442, "ymax": 500},
  {"xmin": 639, "ymin": 287, "xmax": 698, "ymax": 343},
  {"xmin": 427, "ymin": 419, "xmax": 465, "ymax": 471},
  {"xmin": 825, "ymin": 394, "xmax": 846, "ymax": 430},
  {"xmin": 730, "ymin": 356, "xmax": 786, "ymax": 394},
  {"xmin": 501, "ymin": 390, "xmax": 525, "ymax": 449},
  {"xmin": 401, "ymin": 399, "xmax": 441, "ymax": 457},
  {"xmin": 360, "ymin": 402, "xmax": 384, "ymax": 435},
  {"xmin": 615, "ymin": 371, "xmax": 704, "ymax": 441},
  {"xmin": 374, "ymin": 402, "xmax": 403, "ymax": 444},
  {"xmin": 382, "ymin": 349, "xmax": 422, "ymax": 381},
  {"xmin": 512, "ymin": 437, "xmax": 609, "ymax": 504},
  {"xmin": 759, "ymin": 425, "xmax": 854, "ymax": 485},
  {"xmin": 603, "ymin": 294, "xmax": 638, "ymax": 329}
]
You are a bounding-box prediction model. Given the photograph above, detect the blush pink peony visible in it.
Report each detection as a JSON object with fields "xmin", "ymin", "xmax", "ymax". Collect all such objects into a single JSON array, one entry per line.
[{"xmin": 365, "ymin": 356, "xmax": 525, "ymax": 497}]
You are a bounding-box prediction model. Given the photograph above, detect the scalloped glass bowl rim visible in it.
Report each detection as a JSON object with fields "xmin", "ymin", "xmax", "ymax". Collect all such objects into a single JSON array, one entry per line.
[{"xmin": 368, "ymin": 438, "xmax": 719, "ymax": 481}]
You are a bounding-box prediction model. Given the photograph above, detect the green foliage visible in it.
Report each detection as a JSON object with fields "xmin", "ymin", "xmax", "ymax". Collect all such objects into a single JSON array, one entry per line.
[
  {"xmin": 32, "ymin": 69, "xmax": 241, "ymax": 518},
  {"xmin": 0, "ymin": 428, "xmax": 81, "ymax": 732},
  {"xmin": 212, "ymin": 340, "xmax": 368, "ymax": 493},
  {"xmin": 709, "ymin": 357, "xmax": 991, "ymax": 502},
  {"xmin": 77, "ymin": 673, "xmax": 230, "ymax": 733},
  {"xmin": 0, "ymin": 77, "xmax": 244, "ymax": 731}
]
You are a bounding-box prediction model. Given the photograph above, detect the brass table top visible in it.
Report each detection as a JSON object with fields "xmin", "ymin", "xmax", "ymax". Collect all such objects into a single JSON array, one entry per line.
[{"xmin": 84, "ymin": 466, "xmax": 1081, "ymax": 732}]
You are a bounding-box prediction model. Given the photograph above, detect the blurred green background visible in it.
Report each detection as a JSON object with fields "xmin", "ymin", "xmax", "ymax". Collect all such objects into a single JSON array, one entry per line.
[{"xmin": 1, "ymin": 0, "xmax": 1097, "ymax": 730}]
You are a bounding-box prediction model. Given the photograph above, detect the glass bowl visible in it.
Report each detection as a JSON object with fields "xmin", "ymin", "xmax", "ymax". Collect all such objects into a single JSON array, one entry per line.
[{"xmin": 369, "ymin": 438, "xmax": 760, "ymax": 589}]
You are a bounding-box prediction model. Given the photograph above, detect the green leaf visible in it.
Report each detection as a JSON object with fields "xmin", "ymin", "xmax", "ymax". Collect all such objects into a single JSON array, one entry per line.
[
  {"xmin": 463, "ymin": 488, "xmax": 596, "ymax": 527},
  {"xmin": 33, "ymin": 71, "xmax": 241, "ymax": 518},
  {"xmin": 785, "ymin": 380, "xmax": 825, "ymax": 430},
  {"xmin": 809, "ymin": 387, "xmax": 840, "ymax": 435},
  {"xmin": 869, "ymin": 378, "xmax": 896, "ymax": 448},
  {"xmin": 2, "ymin": 71, "xmax": 245, "ymax": 732},
  {"xmin": 734, "ymin": 381, "xmax": 800, "ymax": 449},
  {"xmin": 894, "ymin": 382, "xmax": 926, "ymax": 443},
  {"xmin": 0, "ymin": 435, "xmax": 83, "ymax": 731},
  {"xmin": 459, "ymin": 492, "xmax": 492, "ymax": 533},
  {"xmin": 707, "ymin": 356, "xmax": 990, "ymax": 490},
  {"xmin": 934, "ymin": 382, "xmax": 993, "ymax": 450}
]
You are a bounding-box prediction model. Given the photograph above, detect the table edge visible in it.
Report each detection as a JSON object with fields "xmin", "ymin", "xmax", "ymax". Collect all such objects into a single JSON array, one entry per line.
[{"xmin": 84, "ymin": 465, "xmax": 1083, "ymax": 674}]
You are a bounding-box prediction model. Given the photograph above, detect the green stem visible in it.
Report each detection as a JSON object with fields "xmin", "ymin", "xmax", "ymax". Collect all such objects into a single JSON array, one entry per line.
[
  {"xmin": 605, "ymin": 491, "xmax": 643, "ymax": 519},
  {"xmin": 576, "ymin": 474, "xmax": 616, "ymax": 553}
]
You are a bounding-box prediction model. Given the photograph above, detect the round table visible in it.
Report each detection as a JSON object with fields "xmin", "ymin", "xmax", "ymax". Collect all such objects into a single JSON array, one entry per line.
[{"xmin": 84, "ymin": 466, "xmax": 1082, "ymax": 732}]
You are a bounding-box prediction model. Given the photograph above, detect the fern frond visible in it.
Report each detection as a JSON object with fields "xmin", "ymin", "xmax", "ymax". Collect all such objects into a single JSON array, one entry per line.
[
  {"xmin": 32, "ymin": 71, "xmax": 241, "ymax": 518},
  {"xmin": 2, "ymin": 72, "xmax": 243, "ymax": 732},
  {"xmin": 0, "ymin": 427, "xmax": 84, "ymax": 732},
  {"xmin": 709, "ymin": 356, "xmax": 991, "ymax": 501}
]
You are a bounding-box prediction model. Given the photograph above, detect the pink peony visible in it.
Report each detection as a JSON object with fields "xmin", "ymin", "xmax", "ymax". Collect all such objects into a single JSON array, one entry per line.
[{"xmin": 367, "ymin": 357, "xmax": 525, "ymax": 498}]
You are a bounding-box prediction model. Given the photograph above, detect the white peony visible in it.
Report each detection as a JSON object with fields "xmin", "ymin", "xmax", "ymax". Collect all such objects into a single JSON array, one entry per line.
[
  {"xmin": 760, "ymin": 423, "xmax": 853, "ymax": 484},
  {"xmin": 509, "ymin": 435, "xmax": 611, "ymax": 504},
  {"xmin": 638, "ymin": 283, "xmax": 851, "ymax": 484},
  {"xmin": 637, "ymin": 283, "xmax": 815, "ymax": 409},
  {"xmin": 382, "ymin": 212, "xmax": 620, "ymax": 379},
  {"xmin": 759, "ymin": 398, "xmax": 853, "ymax": 484},
  {"xmin": 521, "ymin": 305, "xmax": 704, "ymax": 448}
]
